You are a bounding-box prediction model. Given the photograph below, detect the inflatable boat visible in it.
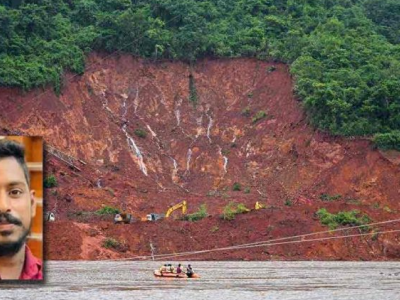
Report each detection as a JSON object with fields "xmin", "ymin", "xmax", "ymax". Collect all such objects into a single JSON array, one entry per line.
[{"xmin": 153, "ymin": 270, "xmax": 200, "ymax": 278}]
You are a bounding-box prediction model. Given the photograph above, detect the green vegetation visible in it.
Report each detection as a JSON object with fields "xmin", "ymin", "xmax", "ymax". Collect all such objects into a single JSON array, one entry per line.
[
  {"xmin": 320, "ymin": 193, "xmax": 342, "ymax": 202},
  {"xmin": 316, "ymin": 208, "xmax": 371, "ymax": 231},
  {"xmin": 252, "ymin": 111, "xmax": 267, "ymax": 124},
  {"xmin": 236, "ymin": 203, "xmax": 250, "ymax": 214},
  {"xmin": 373, "ymin": 131, "xmax": 400, "ymax": 151},
  {"xmin": 44, "ymin": 174, "xmax": 57, "ymax": 188},
  {"xmin": 184, "ymin": 204, "xmax": 207, "ymax": 222},
  {"xmin": 221, "ymin": 202, "xmax": 250, "ymax": 220},
  {"xmin": 95, "ymin": 206, "xmax": 119, "ymax": 215},
  {"xmin": 134, "ymin": 128, "xmax": 147, "ymax": 138},
  {"xmin": 1, "ymin": 1, "xmax": 400, "ymax": 148},
  {"xmin": 364, "ymin": 0, "xmax": 400, "ymax": 44},
  {"xmin": 221, "ymin": 202, "xmax": 235, "ymax": 221},
  {"xmin": 244, "ymin": 187, "xmax": 251, "ymax": 194},
  {"xmin": 102, "ymin": 237, "xmax": 120, "ymax": 249},
  {"xmin": 221, "ymin": 202, "xmax": 236, "ymax": 221},
  {"xmin": 284, "ymin": 199, "xmax": 293, "ymax": 207},
  {"xmin": 232, "ymin": 182, "xmax": 241, "ymax": 191}
]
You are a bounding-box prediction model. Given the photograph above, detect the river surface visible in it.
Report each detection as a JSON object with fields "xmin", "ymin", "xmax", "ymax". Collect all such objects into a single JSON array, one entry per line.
[{"xmin": 0, "ymin": 261, "xmax": 399, "ymax": 299}]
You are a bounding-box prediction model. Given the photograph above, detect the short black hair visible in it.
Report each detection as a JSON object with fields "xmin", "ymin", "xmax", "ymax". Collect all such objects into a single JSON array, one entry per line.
[{"xmin": 0, "ymin": 139, "xmax": 30, "ymax": 186}]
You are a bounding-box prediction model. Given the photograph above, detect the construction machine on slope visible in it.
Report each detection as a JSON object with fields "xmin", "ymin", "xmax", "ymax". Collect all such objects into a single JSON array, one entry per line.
[
  {"xmin": 254, "ymin": 201, "xmax": 266, "ymax": 210},
  {"xmin": 146, "ymin": 213, "xmax": 165, "ymax": 221},
  {"xmin": 113, "ymin": 201, "xmax": 188, "ymax": 224},
  {"xmin": 45, "ymin": 212, "xmax": 56, "ymax": 222},
  {"xmin": 165, "ymin": 200, "xmax": 187, "ymax": 218},
  {"xmin": 114, "ymin": 211, "xmax": 163, "ymax": 223},
  {"xmin": 114, "ymin": 212, "xmax": 133, "ymax": 224}
]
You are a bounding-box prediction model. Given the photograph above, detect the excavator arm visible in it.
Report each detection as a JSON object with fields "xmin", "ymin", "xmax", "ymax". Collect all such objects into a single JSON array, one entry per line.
[{"xmin": 165, "ymin": 201, "xmax": 187, "ymax": 218}]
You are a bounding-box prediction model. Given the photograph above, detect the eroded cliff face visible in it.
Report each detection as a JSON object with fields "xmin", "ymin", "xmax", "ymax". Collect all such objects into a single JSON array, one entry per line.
[{"xmin": 1, "ymin": 54, "xmax": 399, "ymax": 260}]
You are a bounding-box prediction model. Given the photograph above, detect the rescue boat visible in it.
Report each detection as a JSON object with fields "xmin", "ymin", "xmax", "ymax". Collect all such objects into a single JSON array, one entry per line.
[{"xmin": 153, "ymin": 270, "xmax": 200, "ymax": 278}]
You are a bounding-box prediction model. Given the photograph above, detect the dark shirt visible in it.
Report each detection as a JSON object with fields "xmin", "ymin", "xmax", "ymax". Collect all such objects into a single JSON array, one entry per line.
[{"xmin": 0, "ymin": 245, "xmax": 43, "ymax": 280}]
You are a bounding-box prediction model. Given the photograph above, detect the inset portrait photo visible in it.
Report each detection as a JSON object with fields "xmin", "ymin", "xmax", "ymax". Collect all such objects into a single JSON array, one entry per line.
[{"xmin": 0, "ymin": 136, "xmax": 43, "ymax": 281}]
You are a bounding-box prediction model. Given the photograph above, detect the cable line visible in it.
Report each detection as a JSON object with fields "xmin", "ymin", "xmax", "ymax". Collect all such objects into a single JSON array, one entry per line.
[{"xmin": 107, "ymin": 218, "xmax": 400, "ymax": 261}]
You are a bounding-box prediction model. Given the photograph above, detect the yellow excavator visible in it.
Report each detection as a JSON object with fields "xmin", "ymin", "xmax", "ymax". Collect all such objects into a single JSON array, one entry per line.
[
  {"xmin": 114, "ymin": 201, "xmax": 188, "ymax": 223},
  {"xmin": 165, "ymin": 201, "xmax": 187, "ymax": 218},
  {"xmin": 254, "ymin": 201, "xmax": 266, "ymax": 210}
]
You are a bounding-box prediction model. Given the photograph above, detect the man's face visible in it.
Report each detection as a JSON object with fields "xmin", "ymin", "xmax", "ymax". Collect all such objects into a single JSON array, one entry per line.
[{"xmin": 0, "ymin": 157, "xmax": 35, "ymax": 255}]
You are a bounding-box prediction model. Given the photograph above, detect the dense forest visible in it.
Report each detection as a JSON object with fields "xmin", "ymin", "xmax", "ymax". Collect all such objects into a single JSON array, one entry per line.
[{"xmin": 0, "ymin": 0, "xmax": 399, "ymax": 148}]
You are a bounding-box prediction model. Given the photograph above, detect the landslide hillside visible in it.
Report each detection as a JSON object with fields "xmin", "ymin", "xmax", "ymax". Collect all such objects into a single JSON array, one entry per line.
[{"xmin": 1, "ymin": 54, "xmax": 400, "ymax": 260}]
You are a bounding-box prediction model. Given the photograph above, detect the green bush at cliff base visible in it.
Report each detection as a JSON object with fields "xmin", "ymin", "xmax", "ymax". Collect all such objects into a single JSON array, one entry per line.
[
  {"xmin": 103, "ymin": 238, "xmax": 120, "ymax": 249},
  {"xmin": 222, "ymin": 202, "xmax": 236, "ymax": 221},
  {"xmin": 221, "ymin": 202, "xmax": 250, "ymax": 220},
  {"xmin": 316, "ymin": 208, "xmax": 371, "ymax": 231},
  {"xmin": 236, "ymin": 203, "xmax": 250, "ymax": 214},
  {"xmin": 184, "ymin": 204, "xmax": 207, "ymax": 222},
  {"xmin": 96, "ymin": 206, "xmax": 119, "ymax": 215}
]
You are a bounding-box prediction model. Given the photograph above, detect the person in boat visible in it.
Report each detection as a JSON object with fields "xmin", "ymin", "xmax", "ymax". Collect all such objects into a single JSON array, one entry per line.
[
  {"xmin": 186, "ymin": 264, "xmax": 194, "ymax": 278},
  {"xmin": 169, "ymin": 264, "xmax": 175, "ymax": 273},
  {"xmin": 176, "ymin": 263, "xmax": 182, "ymax": 274},
  {"xmin": 159, "ymin": 264, "xmax": 167, "ymax": 274}
]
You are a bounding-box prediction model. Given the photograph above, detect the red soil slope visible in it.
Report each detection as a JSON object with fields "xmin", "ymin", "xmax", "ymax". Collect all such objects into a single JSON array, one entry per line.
[{"xmin": 1, "ymin": 54, "xmax": 399, "ymax": 260}]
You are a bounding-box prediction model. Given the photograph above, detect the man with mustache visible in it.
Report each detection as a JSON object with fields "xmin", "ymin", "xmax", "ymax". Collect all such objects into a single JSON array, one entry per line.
[{"xmin": 0, "ymin": 139, "xmax": 42, "ymax": 280}]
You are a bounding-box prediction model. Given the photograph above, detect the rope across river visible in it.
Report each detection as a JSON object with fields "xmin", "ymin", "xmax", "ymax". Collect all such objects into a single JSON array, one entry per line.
[{"xmin": 105, "ymin": 217, "xmax": 400, "ymax": 261}]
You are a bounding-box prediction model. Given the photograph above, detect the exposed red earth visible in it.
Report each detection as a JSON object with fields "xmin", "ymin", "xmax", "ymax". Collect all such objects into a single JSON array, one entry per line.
[{"xmin": 1, "ymin": 54, "xmax": 400, "ymax": 260}]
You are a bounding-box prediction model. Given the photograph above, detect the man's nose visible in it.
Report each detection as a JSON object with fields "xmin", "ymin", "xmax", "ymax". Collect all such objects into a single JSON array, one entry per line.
[{"xmin": 0, "ymin": 191, "xmax": 11, "ymax": 213}]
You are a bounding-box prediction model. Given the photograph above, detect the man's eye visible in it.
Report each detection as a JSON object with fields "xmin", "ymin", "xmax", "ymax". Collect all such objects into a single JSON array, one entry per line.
[{"xmin": 9, "ymin": 190, "xmax": 23, "ymax": 196}]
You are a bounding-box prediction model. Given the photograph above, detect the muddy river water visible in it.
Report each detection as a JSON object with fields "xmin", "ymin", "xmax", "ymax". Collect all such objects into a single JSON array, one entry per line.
[{"xmin": 0, "ymin": 261, "xmax": 399, "ymax": 299}]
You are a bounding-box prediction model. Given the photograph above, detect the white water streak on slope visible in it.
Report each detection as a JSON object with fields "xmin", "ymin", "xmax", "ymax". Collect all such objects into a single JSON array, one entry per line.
[
  {"xmin": 207, "ymin": 115, "xmax": 213, "ymax": 144},
  {"xmin": 133, "ymin": 89, "xmax": 140, "ymax": 114},
  {"xmin": 121, "ymin": 97, "xmax": 148, "ymax": 176},
  {"xmin": 122, "ymin": 125, "xmax": 148, "ymax": 176},
  {"xmin": 196, "ymin": 115, "xmax": 203, "ymax": 127},
  {"xmin": 170, "ymin": 157, "xmax": 178, "ymax": 181},
  {"xmin": 101, "ymin": 93, "xmax": 113, "ymax": 114},
  {"xmin": 186, "ymin": 149, "xmax": 192, "ymax": 171},
  {"xmin": 172, "ymin": 157, "xmax": 178, "ymax": 170},
  {"xmin": 218, "ymin": 147, "xmax": 228, "ymax": 174},
  {"xmin": 223, "ymin": 156, "xmax": 228, "ymax": 174},
  {"xmin": 175, "ymin": 110, "xmax": 181, "ymax": 126},
  {"xmin": 146, "ymin": 125, "xmax": 157, "ymax": 138}
]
